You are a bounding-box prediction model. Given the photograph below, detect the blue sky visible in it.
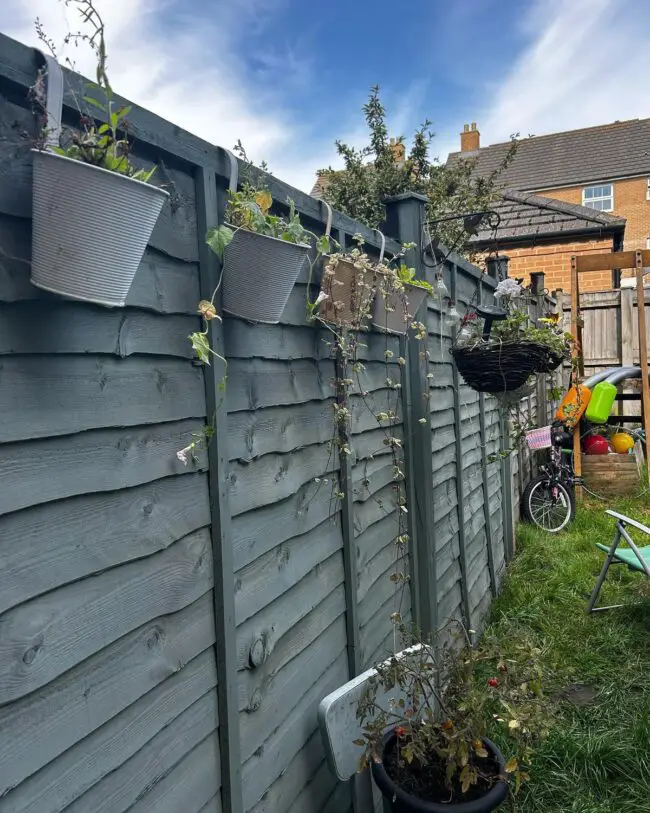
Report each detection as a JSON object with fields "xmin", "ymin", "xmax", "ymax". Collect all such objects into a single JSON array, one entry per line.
[{"xmin": 3, "ymin": 0, "xmax": 650, "ymax": 191}]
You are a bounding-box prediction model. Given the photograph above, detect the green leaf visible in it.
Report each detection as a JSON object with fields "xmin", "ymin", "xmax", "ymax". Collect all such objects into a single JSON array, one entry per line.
[
  {"xmin": 316, "ymin": 234, "xmax": 331, "ymax": 254},
  {"xmin": 206, "ymin": 225, "xmax": 234, "ymax": 260},
  {"xmin": 352, "ymin": 739, "xmax": 365, "ymax": 747},
  {"xmin": 189, "ymin": 331, "xmax": 213, "ymax": 364},
  {"xmin": 83, "ymin": 95, "xmax": 105, "ymax": 112}
]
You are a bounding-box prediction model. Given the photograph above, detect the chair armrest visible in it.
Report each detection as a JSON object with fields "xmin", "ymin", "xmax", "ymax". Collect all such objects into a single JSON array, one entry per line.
[{"xmin": 606, "ymin": 510, "xmax": 650, "ymax": 537}]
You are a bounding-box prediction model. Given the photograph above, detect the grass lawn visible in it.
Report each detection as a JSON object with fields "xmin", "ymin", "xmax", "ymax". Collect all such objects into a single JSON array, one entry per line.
[{"xmin": 486, "ymin": 496, "xmax": 650, "ymax": 813}]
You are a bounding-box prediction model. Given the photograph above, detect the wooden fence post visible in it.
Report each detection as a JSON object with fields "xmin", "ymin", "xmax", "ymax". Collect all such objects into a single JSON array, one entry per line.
[
  {"xmin": 530, "ymin": 272, "xmax": 547, "ymax": 429},
  {"xmin": 195, "ymin": 167, "xmax": 243, "ymax": 813},
  {"xmin": 477, "ymin": 277, "xmax": 497, "ymax": 597},
  {"xmin": 449, "ymin": 262, "xmax": 471, "ymax": 630},
  {"xmin": 497, "ymin": 257, "xmax": 515, "ymax": 562},
  {"xmin": 384, "ymin": 193, "xmax": 437, "ymax": 637}
]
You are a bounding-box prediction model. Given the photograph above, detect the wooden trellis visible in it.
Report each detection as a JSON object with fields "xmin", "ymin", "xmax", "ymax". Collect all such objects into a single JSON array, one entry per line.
[{"xmin": 570, "ymin": 250, "xmax": 650, "ymax": 492}]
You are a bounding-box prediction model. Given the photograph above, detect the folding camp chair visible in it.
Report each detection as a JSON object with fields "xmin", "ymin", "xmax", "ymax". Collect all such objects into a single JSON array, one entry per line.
[{"xmin": 587, "ymin": 510, "xmax": 650, "ymax": 612}]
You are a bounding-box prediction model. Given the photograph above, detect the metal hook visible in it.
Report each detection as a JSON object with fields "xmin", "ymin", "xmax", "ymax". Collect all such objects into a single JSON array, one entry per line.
[
  {"xmin": 320, "ymin": 200, "xmax": 333, "ymax": 238},
  {"xmin": 35, "ymin": 49, "xmax": 64, "ymax": 148},
  {"xmin": 223, "ymin": 148, "xmax": 239, "ymax": 193},
  {"xmin": 374, "ymin": 229, "xmax": 386, "ymax": 264}
]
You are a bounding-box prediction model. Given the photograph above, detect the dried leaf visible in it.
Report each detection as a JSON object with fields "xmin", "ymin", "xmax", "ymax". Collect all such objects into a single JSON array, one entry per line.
[{"xmin": 505, "ymin": 757, "xmax": 519, "ymax": 774}]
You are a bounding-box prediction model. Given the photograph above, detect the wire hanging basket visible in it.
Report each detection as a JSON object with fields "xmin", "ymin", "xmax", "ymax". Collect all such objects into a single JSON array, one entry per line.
[
  {"xmin": 525, "ymin": 425, "xmax": 553, "ymax": 450},
  {"xmin": 450, "ymin": 340, "xmax": 550, "ymax": 394}
]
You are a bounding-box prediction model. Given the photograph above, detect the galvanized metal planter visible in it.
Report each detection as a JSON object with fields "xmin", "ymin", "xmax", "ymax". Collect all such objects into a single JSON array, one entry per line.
[
  {"xmin": 31, "ymin": 150, "xmax": 168, "ymax": 308},
  {"xmin": 222, "ymin": 228, "xmax": 310, "ymax": 323},
  {"xmin": 372, "ymin": 281, "xmax": 428, "ymax": 335}
]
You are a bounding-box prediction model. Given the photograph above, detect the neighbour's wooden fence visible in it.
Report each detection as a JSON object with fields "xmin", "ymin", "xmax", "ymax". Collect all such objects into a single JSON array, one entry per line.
[
  {"xmin": 0, "ymin": 33, "xmax": 532, "ymax": 813},
  {"xmin": 557, "ymin": 286, "xmax": 650, "ymax": 415}
]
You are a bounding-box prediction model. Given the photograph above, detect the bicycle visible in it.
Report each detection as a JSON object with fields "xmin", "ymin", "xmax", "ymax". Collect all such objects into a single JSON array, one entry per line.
[
  {"xmin": 522, "ymin": 424, "xmax": 647, "ymax": 532},
  {"xmin": 521, "ymin": 423, "xmax": 578, "ymax": 533}
]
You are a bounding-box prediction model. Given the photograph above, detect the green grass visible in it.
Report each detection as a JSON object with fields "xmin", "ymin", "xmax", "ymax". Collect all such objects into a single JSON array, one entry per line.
[{"xmin": 485, "ymin": 496, "xmax": 650, "ymax": 812}]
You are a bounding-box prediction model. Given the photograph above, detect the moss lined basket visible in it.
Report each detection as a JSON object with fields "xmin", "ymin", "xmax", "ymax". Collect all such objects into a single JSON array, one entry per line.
[{"xmin": 451, "ymin": 341, "xmax": 550, "ymax": 394}]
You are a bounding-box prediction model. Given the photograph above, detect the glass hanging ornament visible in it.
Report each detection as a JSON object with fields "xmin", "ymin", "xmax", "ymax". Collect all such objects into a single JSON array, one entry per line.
[
  {"xmin": 435, "ymin": 274, "xmax": 449, "ymax": 298},
  {"xmin": 445, "ymin": 300, "xmax": 461, "ymax": 327}
]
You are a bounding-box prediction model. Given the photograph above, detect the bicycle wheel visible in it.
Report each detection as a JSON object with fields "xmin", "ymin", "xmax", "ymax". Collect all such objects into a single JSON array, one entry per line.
[{"xmin": 522, "ymin": 475, "xmax": 575, "ymax": 533}]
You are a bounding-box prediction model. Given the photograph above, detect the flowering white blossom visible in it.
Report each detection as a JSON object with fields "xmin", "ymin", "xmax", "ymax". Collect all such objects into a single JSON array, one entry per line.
[
  {"xmin": 176, "ymin": 446, "xmax": 192, "ymax": 466},
  {"xmin": 314, "ymin": 291, "xmax": 330, "ymax": 306},
  {"xmin": 494, "ymin": 278, "xmax": 523, "ymax": 300}
]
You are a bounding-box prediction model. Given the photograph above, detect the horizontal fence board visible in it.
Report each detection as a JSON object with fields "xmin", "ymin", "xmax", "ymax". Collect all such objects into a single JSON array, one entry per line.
[
  {"xmin": 124, "ymin": 732, "xmax": 220, "ymax": 813},
  {"xmin": 227, "ymin": 359, "xmax": 334, "ymax": 412},
  {"xmin": 240, "ymin": 651, "xmax": 348, "ymax": 812},
  {"xmin": 237, "ymin": 585, "xmax": 345, "ymax": 712},
  {"xmin": 2, "ymin": 649, "xmax": 217, "ymax": 813},
  {"xmin": 0, "ymin": 302, "xmax": 198, "ymax": 357},
  {"xmin": 0, "ymin": 356, "xmax": 206, "ymax": 442},
  {"xmin": 234, "ymin": 518, "xmax": 342, "ymax": 625},
  {"xmin": 0, "ymin": 531, "xmax": 213, "ymax": 705},
  {"xmin": 246, "ymin": 729, "xmax": 328, "ymax": 813},
  {"xmin": 285, "ymin": 759, "xmax": 340, "ymax": 813},
  {"xmin": 0, "ymin": 419, "xmax": 207, "ymax": 516},
  {"xmin": 232, "ymin": 481, "xmax": 335, "ymax": 572},
  {"xmin": 0, "ymin": 214, "xmax": 200, "ymax": 313},
  {"xmin": 240, "ymin": 617, "xmax": 346, "ymax": 761},
  {"xmin": 229, "ymin": 443, "xmax": 338, "ymax": 517},
  {"xmin": 235, "ymin": 553, "xmax": 344, "ymax": 672},
  {"xmin": 0, "ymin": 471, "xmax": 210, "ymax": 615},
  {"xmin": 0, "ymin": 594, "xmax": 214, "ymax": 795},
  {"xmin": 353, "ymin": 483, "xmax": 398, "ymax": 536},
  {"xmin": 64, "ymin": 691, "xmax": 218, "ymax": 813}
]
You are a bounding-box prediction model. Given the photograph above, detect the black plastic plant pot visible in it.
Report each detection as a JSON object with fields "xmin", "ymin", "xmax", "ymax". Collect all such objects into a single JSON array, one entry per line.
[{"xmin": 371, "ymin": 733, "xmax": 509, "ymax": 813}]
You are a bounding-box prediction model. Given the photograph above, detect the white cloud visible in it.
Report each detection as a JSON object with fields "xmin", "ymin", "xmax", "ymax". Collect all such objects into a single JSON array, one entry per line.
[
  {"xmin": 479, "ymin": 0, "xmax": 650, "ymax": 146},
  {"xmin": 0, "ymin": 0, "xmax": 347, "ymax": 191}
]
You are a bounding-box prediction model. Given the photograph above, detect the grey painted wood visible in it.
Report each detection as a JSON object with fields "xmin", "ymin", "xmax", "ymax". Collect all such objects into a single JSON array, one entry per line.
[
  {"xmin": 234, "ymin": 517, "xmax": 342, "ymax": 625},
  {"xmin": 124, "ymin": 732, "xmax": 221, "ymax": 813},
  {"xmin": 0, "ymin": 215, "xmax": 200, "ymax": 313},
  {"xmin": 0, "ymin": 472, "xmax": 210, "ymax": 615},
  {"xmin": 237, "ymin": 586, "xmax": 345, "ymax": 712},
  {"xmin": 232, "ymin": 478, "xmax": 335, "ymax": 571},
  {"xmin": 0, "ymin": 594, "xmax": 215, "ymax": 794},
  {"xmin": 235, "ymin": 551, "xmax": 344, "ymax": 672},
  {"xmin": 353, "ymin": 483, "xmax": 398, "ymax": 537},
  {"xmin": 195, "ymin": 165, "xmax": 242, "ymax": 813},
  {"xmin": 0, "ymin": 419, "xmax": 207, "ymax": 516},
  {"xmin": 240, "ymin": 617, "xmax": 346, "ymax": 761},
  {"xmin": 0, "ymin": 531, "xmax": 213, "ymax": 704},
  {"xmin": 229, "ymin": 443, "xmax": 339, "ymax": 517},
  {"xmin": 246, "ymin": 729, "xmax": 330, "ymax": 813},
  {"xmin": 0, "ymin": 356, "xmax": 205, "ymax": 443},
  {"xmin": 63, "ymin": 691, "xmax": 218, "ymax": 813},
  {"xmin": 0, "ymin": 302, "xmax": 197, "ymax": 357},
  {"xmin": 241, "ymin": 651, "xmax": 348, "ymax": 811},
  {"xmin": 2, "ymin": 649, "xmax": 217, "ymax": 813},
  {"xmin": 286, "ymin": 759, "xmax": 341, "ymax": 813},
  {"xmin": 226, "ymin": 358, "xmax": 334, "ymax": 412}
]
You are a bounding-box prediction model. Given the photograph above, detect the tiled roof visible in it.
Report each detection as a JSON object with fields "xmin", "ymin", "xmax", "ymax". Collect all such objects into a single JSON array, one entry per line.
[
  {"xmin": 447, "ymin": 119, "xmax": 650, "ymax": 191},
  {"xmin": 471, "ymin": 190, "xmax": 626, "ymax": 246}
]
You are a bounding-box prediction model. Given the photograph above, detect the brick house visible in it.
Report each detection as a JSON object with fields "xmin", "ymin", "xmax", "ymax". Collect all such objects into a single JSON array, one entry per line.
[
  {"xmin": 469, "ymin": 189, "xmax": 625, "ymax": 293},
  {"xmin": 448, "ymin": 120, "xmax": 650, "ymax": 289}
]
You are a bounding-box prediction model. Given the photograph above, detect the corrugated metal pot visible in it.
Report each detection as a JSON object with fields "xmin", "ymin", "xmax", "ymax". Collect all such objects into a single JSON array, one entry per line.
[
  {"xmin": 31, "ymin": 149, "xmax": 168, "ymax": 307},
  {"xmin": 222, "ymin": 227, "xmax": 310, "ymax": 323},
  {"xmin": 372, "ymin": 281, "xmax": 428, "ymax": 335}
]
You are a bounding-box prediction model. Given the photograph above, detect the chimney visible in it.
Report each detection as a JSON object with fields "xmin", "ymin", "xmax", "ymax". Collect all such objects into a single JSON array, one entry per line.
[
  {"xmin": 389, "ymin": 137, "xmax": 406, "ymax": 167},
  {"xmin": 460, "ymin": 122, "xmax": 480, "ymax": 152}
]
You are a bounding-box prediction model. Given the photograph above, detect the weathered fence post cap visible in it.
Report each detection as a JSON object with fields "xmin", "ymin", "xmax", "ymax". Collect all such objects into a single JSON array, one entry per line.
[{"xmin": 383, "ymin": 192, "xmax": 429, "ymax": 204}]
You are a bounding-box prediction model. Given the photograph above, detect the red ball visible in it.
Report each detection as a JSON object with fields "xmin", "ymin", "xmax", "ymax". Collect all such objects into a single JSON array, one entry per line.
[{"xmin": 584, "ymin": 434, "xmax": 610, "ymax": 455}]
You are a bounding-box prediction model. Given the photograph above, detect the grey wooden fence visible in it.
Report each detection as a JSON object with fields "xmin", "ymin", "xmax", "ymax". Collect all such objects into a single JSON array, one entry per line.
[{"xmin": 0, "ymin": 33, "xmax": 517, "ymax": 813}]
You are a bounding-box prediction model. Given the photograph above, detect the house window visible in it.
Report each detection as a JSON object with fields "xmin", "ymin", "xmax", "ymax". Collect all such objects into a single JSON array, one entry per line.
[
  {"xmin": 647, "ymin": 179, "xmax": 650, "ymax": 200},
  {"xmin": 582, "ymin": 184, "xmax": 613, "ymax": 211},
  {"xmin": 646, "ymin": 237, "xmax": 650, "ymax": 249}
]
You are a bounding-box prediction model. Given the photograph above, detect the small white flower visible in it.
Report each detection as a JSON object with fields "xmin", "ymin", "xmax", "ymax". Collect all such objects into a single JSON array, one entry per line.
[
  {"xmin": 314, "ymin": 291, "xmax": 330, "ymax": 306},
  {"xmin": 176, "ymin": 446, "xmax": 191, "ymax": 466},
  {"xmin": 494, "ymin": 278, "xmax": 523, "ymax": 300}
]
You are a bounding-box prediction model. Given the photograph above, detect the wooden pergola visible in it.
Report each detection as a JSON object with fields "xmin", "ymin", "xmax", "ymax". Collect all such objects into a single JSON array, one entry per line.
[{"xmin": 571, "ymin": 250, "xmax": 650, "ymax": 492}]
